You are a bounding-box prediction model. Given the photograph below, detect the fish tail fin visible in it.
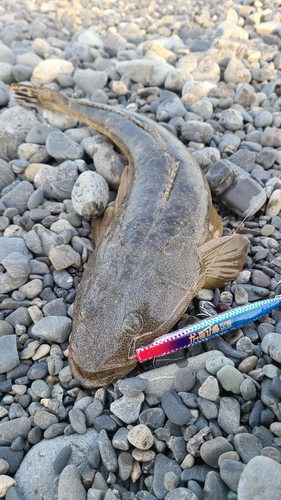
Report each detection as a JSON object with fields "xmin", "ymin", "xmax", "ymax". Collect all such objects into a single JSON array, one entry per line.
[
  {"xmin": 199, "ymin": 234, "xmax": 249, "ymax": 289},
  {"xmin": 11, "ymin": 83, "xmax": 69, "ymax": 113}
]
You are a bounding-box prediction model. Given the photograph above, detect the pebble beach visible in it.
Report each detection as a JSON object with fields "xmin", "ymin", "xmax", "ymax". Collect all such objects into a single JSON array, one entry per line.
[{"xmin": 1, "ymin": 0, "xmax": 281, "ymax": 498}]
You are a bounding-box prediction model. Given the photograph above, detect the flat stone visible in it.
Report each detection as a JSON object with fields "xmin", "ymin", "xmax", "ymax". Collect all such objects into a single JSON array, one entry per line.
[
  {"xmin": 221, "ymin": 176, "xmax": 267, "ymax": 219},
  {"xmin": 110, "ymin": 393, "xmax": 144, "ymax": 424},
  {"xmin": 217, "ymin": 397, "xmax": 241, "ymax": 435}
]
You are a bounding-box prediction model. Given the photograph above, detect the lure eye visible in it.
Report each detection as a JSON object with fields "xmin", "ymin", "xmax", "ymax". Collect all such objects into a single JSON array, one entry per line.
[{"xmin": 122, "ymin": 313, "xmax": 143, "ymax": 335}]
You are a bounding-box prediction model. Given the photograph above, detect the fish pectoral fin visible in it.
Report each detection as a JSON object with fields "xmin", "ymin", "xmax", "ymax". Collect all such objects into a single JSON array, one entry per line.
[
  {"xmin": 92, "ymin": 206, "xmax": 114, "ymax": 245},
  {"xmin": 208, "ymin": 206, "xmax": 223, "ymax": 240},
  {"xmin": 199, "ymin": 234, "xmax": 249, "ymax": 289},
  {"xmin": 113, "ymin": 162, "xmax": 134, "ymax": 217}
]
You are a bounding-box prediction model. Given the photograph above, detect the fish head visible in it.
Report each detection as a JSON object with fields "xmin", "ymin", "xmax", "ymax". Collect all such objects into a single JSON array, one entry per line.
[{"xmin": 68, "ymin": 239, "xmax": 204, "ymax": 388}]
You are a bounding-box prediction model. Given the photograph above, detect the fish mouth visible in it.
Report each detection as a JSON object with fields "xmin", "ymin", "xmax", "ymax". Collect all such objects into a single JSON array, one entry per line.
[{"xmin": 68, "ymin": 350, "xmax": 137, "ymax": 388}]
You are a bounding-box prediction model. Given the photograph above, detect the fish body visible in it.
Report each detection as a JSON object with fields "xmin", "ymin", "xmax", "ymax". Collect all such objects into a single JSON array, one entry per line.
[{"xmin": 11, "ymin": 84, "xmax": 249, "ymax": 388}]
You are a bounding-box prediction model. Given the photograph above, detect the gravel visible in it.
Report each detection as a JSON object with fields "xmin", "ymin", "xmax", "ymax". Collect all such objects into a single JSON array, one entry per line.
[{"xmin": 1, "ymin": 0, "xmax": 281, "ymax": 498}]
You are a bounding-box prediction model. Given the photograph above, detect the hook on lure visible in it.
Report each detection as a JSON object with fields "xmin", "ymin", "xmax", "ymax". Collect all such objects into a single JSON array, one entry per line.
[{"xmin": 131, "ymin": 294, "xmax": 281, "ymax": 363}]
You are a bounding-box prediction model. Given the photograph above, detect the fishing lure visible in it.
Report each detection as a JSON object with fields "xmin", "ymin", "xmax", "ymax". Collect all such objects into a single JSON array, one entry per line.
[{"xmin": 131, "ymin": 294, "xmax": 281, "ymax": 362}]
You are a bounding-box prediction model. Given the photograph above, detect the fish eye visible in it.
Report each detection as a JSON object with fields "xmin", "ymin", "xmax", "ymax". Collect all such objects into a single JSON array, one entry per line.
[{"xmin": 122, "ymin": 313, "xmax": 143, "ymax": 334}]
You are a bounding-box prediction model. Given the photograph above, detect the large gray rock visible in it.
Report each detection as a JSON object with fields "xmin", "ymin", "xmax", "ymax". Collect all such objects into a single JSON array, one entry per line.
[
  {"xmin": 14, "ymin": 429, "xmax": 99, "ymax": 500},
  {"xmin": 237, "ymin": 456, "xmax": 281, "ymax": 500}
]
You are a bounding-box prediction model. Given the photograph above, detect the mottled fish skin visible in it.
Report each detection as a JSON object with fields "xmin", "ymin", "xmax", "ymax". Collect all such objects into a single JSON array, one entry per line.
[{"xmin": 11, "ymin": 84, "xmax": 249, "ymax": 388}]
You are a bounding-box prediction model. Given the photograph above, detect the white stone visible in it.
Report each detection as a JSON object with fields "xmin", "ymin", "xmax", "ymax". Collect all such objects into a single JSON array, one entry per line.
[
  {"xmin": 0, "ymin": 475, "xmax": 16, "ymax": 497},
  {"xmin": 31, "ymin": 59, "xmax": 74, "ymax": 84},
  {"xmin": 116, "ymin": 60, "xmax": 174, "ymax": 86},
  {"xmin": 71, "ymin": 171, "xmax": 109, "ymax": 218}
]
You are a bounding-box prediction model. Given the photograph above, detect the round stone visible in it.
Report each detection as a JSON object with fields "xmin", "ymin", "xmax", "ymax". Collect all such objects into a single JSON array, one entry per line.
[
  {"xmin": 127, "ymin": 424, "xmax": 154, "ymax": 450},
  {"xmin": 71, "ymin": 171, "xmax": 109, "ymax": 218}
]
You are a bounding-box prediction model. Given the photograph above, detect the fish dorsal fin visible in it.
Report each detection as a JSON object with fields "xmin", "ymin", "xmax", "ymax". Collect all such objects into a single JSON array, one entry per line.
[
  {"xmin": 113, "ymin": 162, "xmax": 134, "ymax": 217},
  {"xmin": 199, "ymin": 234, "xmax": 249, "ymax": 289},
  {"xmin": 92, "ymin": 206, "xmax": 114, "ymax": 245},
  {"xmin": 208, "ymin": 206, "xmax": 223, "ymax": 239}
]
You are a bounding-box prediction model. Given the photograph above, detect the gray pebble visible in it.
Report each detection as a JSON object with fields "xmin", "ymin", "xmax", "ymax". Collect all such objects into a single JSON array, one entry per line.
[
  {"xmin": 74, "ymin": 68, "xmax": 108, "ymax": 96},
  {"xmin": 44, "ymin": 423, "xmax": 68, "ymax": 439},
  {"xmin": 153, "ymin": 454, "xmax": 182, "ymax": 500},
  {"xmin": 240, "ymin": 378, "xmax": 257, "ymax": 401},
  {"xmin": 165, "ymin": 487, "xmax": 198, "ymax": 500},
  {"xmin": 93, "ymin": 414, "xmax": 117, "ymax": 432},
  {"xmin": 110, "ymin": 393, "xmax": 144, "ymax": 424},
  {"xmin": 219, "ymin": 108, "xmax": 243, "ymax": 130},
  {"xmin": 200, "ymin": 437, "xmax": 233, "ymax": 468},
  {"xmin": 118, "ymin": 452, "xmax": 133, "ymax": 481},
  {"xmin": 93, "ymin": 145, "xmax": 125, "ymax": 190},
  {"xmin": 112, "ymin": 427, "xmax": 129, "ymax": 451},
  {"xmin": 0, "ymin": 335, "xmax": 19, "ymax": 374},
  {"xmin": 233, "ymin": 433, "xmax": 263, "ymax": 463},
  {"xmin": 214, "ymin": 465, "xmax": 242, "ymax": 498},
  {"xmin": 0, "ymin": 418, "xmax": 31, "ymax": 446},
  {"xmin": 181, "ymin": 121, "xmax": 213, "ymax": 144},
  {"xmin": 161, "ymin": 390, "xmax": 192, "ymax": 425},
  {"xmin": 27, "ymin": 188, "xmax": 44, "ymax": 210},
  {"xmin": 53, "ymin": 445, "xmax": 72, "ymax": 474},
  {"xmin": 174, "ymin": 367, "xmax": 196, "ymax": 392},
  {"xmin": 98, "ymin": 429, "xmax": 118, "ymax": 472},
  {"xmin": 1, "ymin": 181, "xmax": 34, "ymax": 215},
  {"xmin": 31, "ymin": 380, "xmax": 51, "ymax": 398},
  {"xmin": 46, "ymin": 131, "xmax": 83, "ymax": 161},
  {"xmin": 58, "ymin": 464, "xmax": 86, "ymax": 500},
  {"xmin": 139, "ymin": 408, "xmax": 165, "ymax": 429},
  {"xmin": 116, "ymin": 59, "xmax": 173, "ymax": 86},
  {"xmin": 261, "ymin": 333, "xmax": 281, "ymax": 363},
  {"xmin": 217, "ymin": 397, "xmax": 240, "ymax": 435},
  {"xmin": 156, "ymin": 95, "xmax": 187, "ymax": 122},
  {"xmin": 32, "ymin": 316, "xmax": 72, "ymax": 343},
  {"xmin": 2, "ymin": 252, "xmax": 30, "ymax": 279},
  {"xmin": 205, "ymin": 159, "xmax": 234, "ymax": 196},
  {"xmin": 33, "ymin": 411, "xmax": 59, "ymax": 430},
  {"xmin": 197, "ymin": 397, "xmax": 218, "ymax": 420},
  {"xmin": 202, "ymin": 470, "xmax": 229, "ymax": 500},
  {"xmin": 198, "ymin": 376, "xmax": 220, "ymax": 402},
  {"xmin": 117, "ymin": 377, "xmax": 148, "ymax": 397}
]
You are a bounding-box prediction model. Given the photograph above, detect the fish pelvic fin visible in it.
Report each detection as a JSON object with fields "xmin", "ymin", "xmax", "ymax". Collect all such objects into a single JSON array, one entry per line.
[
  {"xmin": 113, "ymin": 162, "xmax": 134, "ymax": 216},
  {"xmin": 199, "ymin": 234, "xmax": 249, "ymax": 289},
  {"xmin": 208, "ymin": 206, "xmax": 223, "ymax": 239}
]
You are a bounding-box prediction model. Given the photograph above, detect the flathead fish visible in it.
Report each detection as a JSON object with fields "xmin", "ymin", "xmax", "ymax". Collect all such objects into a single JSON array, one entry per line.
[{"xmin": 11, "ymin": 84, "xmax": 249, "ymax": 388}]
